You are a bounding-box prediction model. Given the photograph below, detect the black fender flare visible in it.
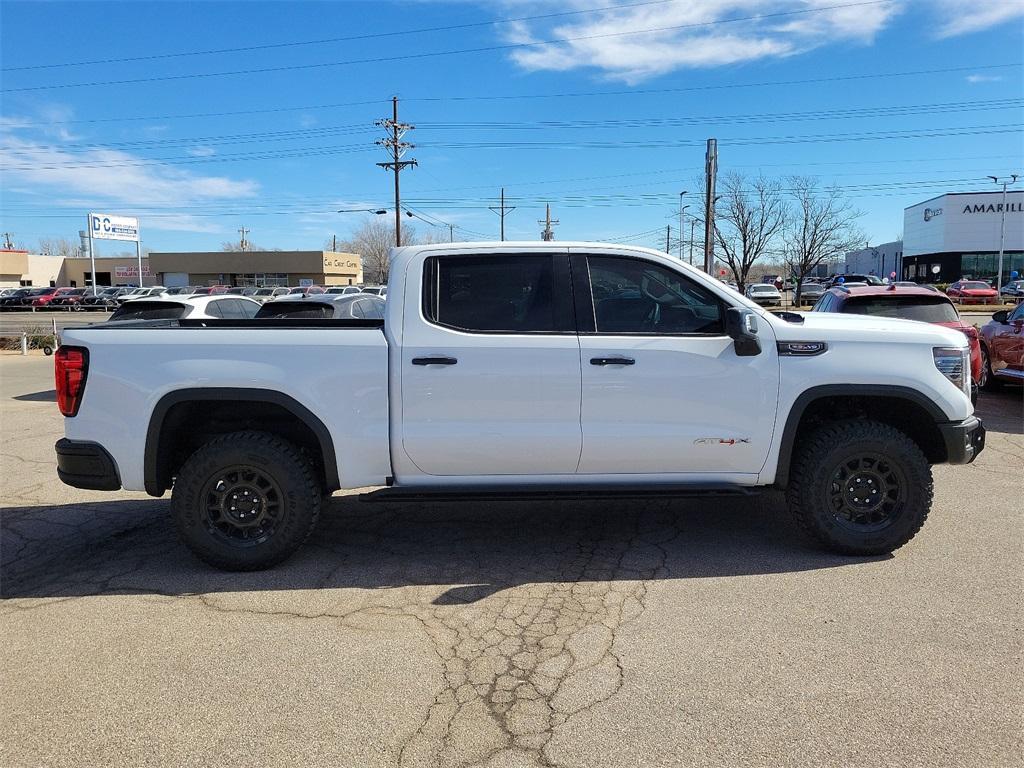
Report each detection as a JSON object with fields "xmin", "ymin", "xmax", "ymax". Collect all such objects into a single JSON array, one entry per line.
[
  {"xmin": 144, "ymin": 388, "xmax": 340, "ymax": 496},
  {"xmin": 772, "ymin": 384, "xmax": 947, "ymax": 489}
]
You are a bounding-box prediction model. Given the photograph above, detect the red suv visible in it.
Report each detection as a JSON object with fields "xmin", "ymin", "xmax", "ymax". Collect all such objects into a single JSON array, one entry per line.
[
  {"xmin": 813, "ymin": 284, "xmax": 982, "ymax": 401},
  {"xmin": 946, "ymin": 280, "xmax": 999, "ymax": 305},
  {"xmin": 978, "ymin": 303, "xmax": 1024, "ymax": 389}
]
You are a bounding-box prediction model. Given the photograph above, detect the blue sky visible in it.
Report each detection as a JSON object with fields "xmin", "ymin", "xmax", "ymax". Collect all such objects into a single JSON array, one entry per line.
[{"xmin": 1, "ymin": 0, "xmax": 1022, "ymax": 257}]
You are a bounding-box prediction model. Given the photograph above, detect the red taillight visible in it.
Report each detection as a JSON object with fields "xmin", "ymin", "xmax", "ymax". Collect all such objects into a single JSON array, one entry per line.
[
  {"xmin": 55, "ymin": 346, "xmax": 88, "ymax": 417},
  {"xmin": 959, "ymin": 325, "xmax": 978, "ymax": 340}
]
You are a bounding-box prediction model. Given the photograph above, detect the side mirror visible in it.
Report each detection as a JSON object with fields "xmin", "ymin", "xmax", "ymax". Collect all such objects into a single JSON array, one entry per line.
[
  {"xmin": 725, "ymin": 307, "xmax": 762, "ymax": 357},
  {"xmin": 993, "ymin": 310, "xmax": 1009, "ymax": 324}
]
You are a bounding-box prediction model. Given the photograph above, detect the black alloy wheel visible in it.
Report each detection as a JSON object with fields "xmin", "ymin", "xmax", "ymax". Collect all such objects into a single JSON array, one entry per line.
[{"xmin": 827, "ymin": 453, "xmax": 905, "ymax": 531}]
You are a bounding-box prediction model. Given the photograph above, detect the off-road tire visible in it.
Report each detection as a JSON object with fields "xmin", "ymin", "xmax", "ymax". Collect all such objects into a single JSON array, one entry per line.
[
  {"xmin": 171, "ymin": 431, "xmax": 322, "ymax": 571},
  {"xmin": 786, "ymin": 419, "xmax": 932, "ymax": 556},
  {"xmin": 980, "ymin": 344, "xmax": 1002, "ymax": 391}
]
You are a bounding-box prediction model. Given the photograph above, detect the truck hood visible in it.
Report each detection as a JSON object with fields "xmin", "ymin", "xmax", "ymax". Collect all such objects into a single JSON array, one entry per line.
[{"xmin": 769, "ymin": 311, "xmax": 968, "ymax": 348}]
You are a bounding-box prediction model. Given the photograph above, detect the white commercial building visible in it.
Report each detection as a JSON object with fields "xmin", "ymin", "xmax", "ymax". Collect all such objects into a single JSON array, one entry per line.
[
  {"xmin": 902, "ymin": 190, "xmax": 1023, "ymax": 284},
  {"xmin": 844, "ymin": 240, "xmax": 903, "ymax": 279}
]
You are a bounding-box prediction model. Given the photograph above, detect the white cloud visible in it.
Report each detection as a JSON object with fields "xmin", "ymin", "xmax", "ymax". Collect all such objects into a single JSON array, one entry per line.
[
  {"xmin": 965, "ymin": 74, "xmax": 1005, "ymax": 83},
  {"xmin": 187, "ymin": 145, "xmax": 217, "ymax": 157},
  {"xmin": 503, "ymin": 0, "xmax": 901, "ymax": 83},
  {"xmin": 932, "ymin": 1, "xmax": 1024, "ymax": 38},
  {"xmin": 1, "ymin": 114, "xmax": 259, "ymax": 234}
]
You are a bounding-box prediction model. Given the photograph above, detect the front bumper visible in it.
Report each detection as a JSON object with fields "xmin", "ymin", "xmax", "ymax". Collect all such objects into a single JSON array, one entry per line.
[
  {"xmin": 55, "ymin": 438, "xmax": 121, "ymax": 490},
  {"xmin": 939, "ymin": 416, "xmax": 986, "ymax": 464}
]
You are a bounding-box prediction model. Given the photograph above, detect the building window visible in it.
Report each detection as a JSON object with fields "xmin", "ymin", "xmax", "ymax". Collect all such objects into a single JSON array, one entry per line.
[{"xmin": 237, "ymin": 272, "xmax": 289, "ymax": 287}]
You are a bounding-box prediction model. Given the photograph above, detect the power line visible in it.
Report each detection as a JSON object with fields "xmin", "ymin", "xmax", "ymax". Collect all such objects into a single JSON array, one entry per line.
[
  {"xmin": 6, "ymin": 98, "xmax": 1018, "ymax": 156},
  {"xmin": 2, "ymin": 0, "xmax": 683, "ymax": 71},
  {"xmin": 0, "ymin": 2, "xmax": 916, "ymax": 93},
  {"xmin": 5, "ymin": 123, "xmax": 1018, "ymax": 172},
  {"xmin": 9, "ymin": 63, "xmax": 1019, "ymax": 126}
]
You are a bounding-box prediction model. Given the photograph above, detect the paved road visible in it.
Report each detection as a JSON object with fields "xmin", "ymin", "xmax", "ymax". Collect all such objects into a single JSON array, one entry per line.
[
  {"xmin": 0, "ymin": 310, "xmax": 107, "ymax": 336},
  {"xmin": 1, "ymin": 353, "xmax": 1021, "ymax": 768}
]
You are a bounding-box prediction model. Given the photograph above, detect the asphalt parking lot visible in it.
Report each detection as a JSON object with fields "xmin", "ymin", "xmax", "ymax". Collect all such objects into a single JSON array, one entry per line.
[{"xmin": 1, "ymin": 353, "xmax": 1021, "ymax": 768}]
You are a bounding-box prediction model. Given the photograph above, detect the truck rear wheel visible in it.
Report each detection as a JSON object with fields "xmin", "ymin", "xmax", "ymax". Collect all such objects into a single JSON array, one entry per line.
[
  {"xmin": 171, "ymin": 431, "xmax": 322, "ymax": 571},
  {"xmin": 786, "ymin": 420, "xmax": 932, "ymax": 556}
]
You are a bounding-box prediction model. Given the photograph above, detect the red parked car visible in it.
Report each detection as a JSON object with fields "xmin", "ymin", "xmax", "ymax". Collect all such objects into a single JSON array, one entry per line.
[
  {"xmin": 27, "ymin": 286, "xmax": 67, "ymax": 307},
  {"xmin": 812, "ymin": 284, "xmax": 982, "ymax": 401},
  {"xmin": 946, "ymin": 280, "xmax": 999, "ymax": 305},
  {"xmin": 978, "ymin": 303, "xmax": 1024, "ymax": 390},
  {"xmin": 49, "ymin": 287, "xmax": 91, "ymax": 310}
]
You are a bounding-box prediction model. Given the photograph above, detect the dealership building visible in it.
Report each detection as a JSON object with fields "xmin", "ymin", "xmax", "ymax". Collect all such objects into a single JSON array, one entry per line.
[
  {"xmin": 147, "ymin": 250, "xmax": 362, "ymax": 288},
  {"xmin": 901, "ymin": 190, "xmax": 1023, "ymax": 283}
]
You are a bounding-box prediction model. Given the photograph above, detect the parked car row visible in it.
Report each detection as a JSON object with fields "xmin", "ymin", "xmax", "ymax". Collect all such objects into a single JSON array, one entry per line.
[
  {"xmin": 0, "ymin": 282, "xmax": 386, "ymax": 310},
  {"xmin": 107, "ymin": 292, "xmax": 387, "ymax": 322}
]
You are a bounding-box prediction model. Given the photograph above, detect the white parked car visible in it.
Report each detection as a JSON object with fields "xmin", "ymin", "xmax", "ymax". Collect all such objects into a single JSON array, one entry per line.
[
  {"xmin": 108, "ymin": 295, "xmax": 261, "ymax": 322},
  {"xmin": 745, "ymin": 283, "xmax": 782, "ymax": 307},
  {"xmin": 57, "ymin": 241, "xmax": 983, "ymax": 571},
  {"xmin": 116, "ymin": 286, "xmax": 167, "ymax": 305}
]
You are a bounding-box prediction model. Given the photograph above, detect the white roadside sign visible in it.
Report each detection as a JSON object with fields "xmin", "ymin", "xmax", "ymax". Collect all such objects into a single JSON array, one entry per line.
[{"xmin": 90, "ymin": 213, "xmax": 139, "ymax": 242}]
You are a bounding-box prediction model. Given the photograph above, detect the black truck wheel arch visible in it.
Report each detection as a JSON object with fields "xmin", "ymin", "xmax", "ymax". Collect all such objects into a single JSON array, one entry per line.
[
  {"xmin": 772, "ymin": 384, "xmax": 951, "ymax": 490},
  {"xmin": 144, "ymin": 388, "xmax": 340, "ymax": 497}
]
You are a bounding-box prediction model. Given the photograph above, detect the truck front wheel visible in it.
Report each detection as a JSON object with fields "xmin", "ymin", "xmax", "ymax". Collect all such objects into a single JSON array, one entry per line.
[
  {"xmin": 786, "ymin": 420, "xmax": 932, "ymax": 556},
  {"xmin": 171, "ymin": 431, "xmax": 322, "ymax": 570}
]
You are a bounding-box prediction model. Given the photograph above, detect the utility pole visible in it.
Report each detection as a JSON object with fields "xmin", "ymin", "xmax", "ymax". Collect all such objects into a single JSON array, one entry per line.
[
  {"xmin": 489, "ymin": 188, "xmax": 516, "ymax": 241},
  {"xmin": 703, "ymin": 138, "xmax": 718, "ymax": 273},
  {"xmin": 449, "ymin": 223, "xmax": 454, "ymax": 243},
  {"xmin": 331, "ymin": 234, "xmax": 337, "ymax": 251},
  {"xmin": 238, "ymin": 226, "xmax": 250, "ymax": 252},
  {"xmin": 678, "ymin": 192, "xmax": 688, "ymax": 261},
  {"xmin": 988, "ymin": 173, "xmax": 1019, "ymax": 293},
  {"xmin": 1, "ymin": 232, "xmax": 13, "ymax": 250},
  {"xmin": 665, "ymin": 225, "xmax": 671, "ymax": 254},
  {"xmin": 376, "ymin": 96, "xmax": 417, "ymax": 247},
  {"xmin": 539, "ymin": 203, "xmax": 559, "ymax": 241}
]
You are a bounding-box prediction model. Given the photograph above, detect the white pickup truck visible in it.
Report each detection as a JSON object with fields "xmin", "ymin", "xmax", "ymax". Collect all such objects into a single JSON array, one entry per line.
[{"xmin": 54, "ymin": 242, "xmax": 985, "ymax": 570}]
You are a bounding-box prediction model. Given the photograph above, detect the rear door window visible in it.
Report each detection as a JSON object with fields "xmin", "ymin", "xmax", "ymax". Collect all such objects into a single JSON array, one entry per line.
[{"xmin": 423, "ymin": 254, "xmax": 568, "ymax": 333}]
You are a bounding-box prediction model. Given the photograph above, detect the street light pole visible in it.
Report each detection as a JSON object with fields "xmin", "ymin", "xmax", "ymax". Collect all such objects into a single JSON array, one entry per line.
[
  {"xmin": 678, "ymin": 191, "xmax": 688, "ymax": 261},
  {"xmin": 988, "ymin": 174, "xmax": 1019, "ymax": 293}
]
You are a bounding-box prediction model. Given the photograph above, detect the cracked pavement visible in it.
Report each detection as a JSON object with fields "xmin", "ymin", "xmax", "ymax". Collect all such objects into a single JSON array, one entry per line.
[{"xmin": 2, "ymin": 353, "xmax": 1022, "ymax": 768}]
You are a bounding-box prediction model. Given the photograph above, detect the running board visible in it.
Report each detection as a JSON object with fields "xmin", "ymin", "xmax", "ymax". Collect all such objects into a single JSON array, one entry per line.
[{"xmin": 360, "ymin": 483, "xmax": 760, "ymax": 503}]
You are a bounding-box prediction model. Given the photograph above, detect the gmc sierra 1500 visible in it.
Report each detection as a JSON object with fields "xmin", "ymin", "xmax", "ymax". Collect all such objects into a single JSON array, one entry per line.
[{"xmin": 55, "ymin": 242, "xmax": 984, "ymax": 570}]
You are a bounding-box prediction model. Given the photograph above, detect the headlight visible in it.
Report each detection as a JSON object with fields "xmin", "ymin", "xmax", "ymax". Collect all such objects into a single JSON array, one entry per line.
[{"xmin": 933, "ymin": 346, "xmax": 971, "ymax": 399}]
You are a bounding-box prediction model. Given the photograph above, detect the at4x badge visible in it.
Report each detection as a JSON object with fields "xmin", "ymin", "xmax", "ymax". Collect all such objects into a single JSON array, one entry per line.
[{"xmin": 694, "ymin": 437, "xmax": 752, "ymax": 446}]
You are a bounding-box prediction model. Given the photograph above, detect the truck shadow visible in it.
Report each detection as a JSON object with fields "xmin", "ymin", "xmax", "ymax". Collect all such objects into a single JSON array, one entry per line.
[
  {"xmin": 975, "ymin": 386, "xmax": 1023, "ymax": 435},
  {"xmin": 2, "ymin": 493, "xmax": 886, "ymax": 602}
]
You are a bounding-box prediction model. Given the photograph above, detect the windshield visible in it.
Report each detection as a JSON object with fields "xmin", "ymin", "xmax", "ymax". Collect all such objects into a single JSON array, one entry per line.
[
  {"xmin": 110, "ymin": 301, "xmax": 189, "ymax": 321},
  {"xmin": 960, "ymin": 282, "xmax": 990, "ymax": 290},
  {"xmin": 256, "ymin": 301, "xmax": 333, "ymax": 319},
  {"xmin": 843, "ymin": 297, "xmax": 958, "ymax": 323},
  {"xmin": 750, "ymin": 285, "xmax": 777, "ymax": 292}
]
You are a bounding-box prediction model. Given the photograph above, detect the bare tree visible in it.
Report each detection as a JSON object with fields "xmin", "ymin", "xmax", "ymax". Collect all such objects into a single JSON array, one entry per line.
[
  {"xmin": 714, "ymin": 174, "xmax": 786, "ymax": 292},
  {"xmin": 38, "ymin": 237, "xmax": 80, "ymax": 258},
  {"xmin": 221, "ymin": 240, "xmax": 269, "ymax": 251},
  {"xmin": 339, "ymin": 217, "xmax": 416, "ymax": 284},
  {"xmin": 783, "ymin": 177, "xmax": 864, "ymax": 305}
]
